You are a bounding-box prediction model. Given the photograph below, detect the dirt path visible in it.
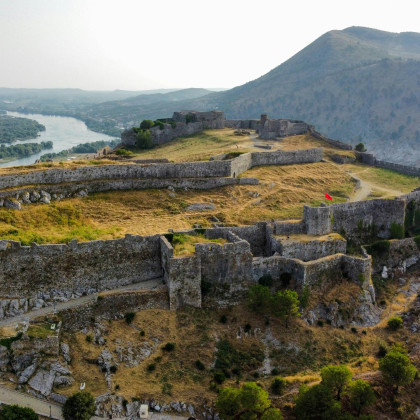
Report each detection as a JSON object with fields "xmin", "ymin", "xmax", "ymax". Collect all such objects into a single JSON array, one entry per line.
[{"xmin": 0, "ymin": 278, "xmax": 163, "ymax": 329}]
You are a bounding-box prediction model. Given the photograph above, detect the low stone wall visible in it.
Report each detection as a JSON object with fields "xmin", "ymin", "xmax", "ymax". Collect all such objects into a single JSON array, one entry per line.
[
  {"xmin": 0, "ymin": 234, "xmax": 162, "ymax": 303},
  {"xmin": 0, "ymin": 177, "xmax": 260, "ymax": 204},
  {"xmin": 356, "ymin": 152, "xmax": 420, "ymax": 177},
  {"xmin": 230, "ymin": 153, "xmax": 253, "ymax": 177},
  {"xmin": 251, "ymin": 148, "xmax": 323, "ymax": 166},
  {"xmin": 274, "ymin": 220, "xmax": 306, "ymax": 236},
  {"xmin": 60, "ymin": 287, "xmax": 170, "ymax": 332},
  {"xmin": 308, "ymin": 127, "xmax": 353, "ymax": 150}
]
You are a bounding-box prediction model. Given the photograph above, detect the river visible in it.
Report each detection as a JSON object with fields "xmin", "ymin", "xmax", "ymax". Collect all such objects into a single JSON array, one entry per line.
[{"xmin": 0, "ymin": 112, "xmax": 118, "ymax": 167}]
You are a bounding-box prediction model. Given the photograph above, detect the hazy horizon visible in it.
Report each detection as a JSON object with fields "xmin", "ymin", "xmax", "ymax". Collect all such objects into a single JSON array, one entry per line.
[{"xmin": 1, "ymin": 0, "xmax": 419, "ymax": 91}]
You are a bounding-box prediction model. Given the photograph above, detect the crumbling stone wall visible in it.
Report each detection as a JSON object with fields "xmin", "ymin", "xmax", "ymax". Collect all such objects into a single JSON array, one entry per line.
[
  {"xmin": 271, "ymin": 235, "xmax": 347, "ymax": 262},
  {"xmin": 259, "ymin": 118, "xmax": 309, "ymax": 140},
  {"xmin": 224, "ymin": 120, "xmax": 260, "ymax": 130},
  {"xmin": 0, "ymin": 235, "xmax": 162, "ymax": 300},
  {"xmin": 308, "ymin": 127, "xmax": 353, "ymax": 150}
]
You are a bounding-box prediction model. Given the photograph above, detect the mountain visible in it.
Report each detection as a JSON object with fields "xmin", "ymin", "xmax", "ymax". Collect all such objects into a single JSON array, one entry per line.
[
  {"xmin": 163, "ymin": 27, "xmax": 420, "ymax": 166},
  {"xmin": 85, "ymin": 88, "xmax": 215, "ymax": 124}
]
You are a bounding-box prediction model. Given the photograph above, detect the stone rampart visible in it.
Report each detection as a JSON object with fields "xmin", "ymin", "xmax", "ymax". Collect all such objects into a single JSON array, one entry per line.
[
  {"xmin": 302, "ymin": 199, "xmax": 406, "ymax": 239},
  {"xmin": 274, "ymin": 220, "xmax": 306, "ymax": 235},
  {"xmin": 251, "ymin": 148, "xmax": 323, "ymax": 167},
  {"xmin": 206, "ymin": 222, "xmax": 268, "ymax": 257},
  {"xmin": 271, "ymin": 235, "xmax": 347, "ymax": 262},
  {"xmin": 230, "ymin": 153, "xmax": 253, "ymax": 177},
  {"xmin": 0, "ymin": 177, "xmax": 260, "ymax": 202},
  {"xmin": 224, "ymin": 120, "xmax": 260, "ymax": 130},
  {"xmin": 195, "ymin": 238, "xmax": 253, "ymax": 287},
  {"xmin": 330, "ymin": 199, "xmax": 405, "ymax": 239},
  {"xmin": 0, "ymin": 234, "xmax": 162, "ymax": 304},
  {"xmin": 356, "ymin": 152, "xmax": 420, "ymax": 177},
  {"xmin": 259, "ymin": 119, "xmax": 309, "ymax": 140},
  {"xmin": 308, "ymin": 127, "xmax": 353, "ymax": 150}
]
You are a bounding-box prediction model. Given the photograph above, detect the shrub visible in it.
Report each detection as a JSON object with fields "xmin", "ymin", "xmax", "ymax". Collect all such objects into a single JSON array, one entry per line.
[
  {"xmin": 317, "ymin": 320, "xmax": 324, "ymax": 327},
  {"xmin": 201, "ymin": 279, "xmax": 212, "ymax": 296},
  {"xmin": 271, "ymin": 376, "xmax": 287, "ymax": 395},
  {"xmin": 280, "ymin": 272, "xmax": 292, "ymax": 288},
  {"xmin": 140, "ymin": 120, "xmax": 154, "ymax": 129},
  {"xmin": 85, "ymin": 334, "xmax": 92, "ymax": 343},
  {"xmin": 0, "ymin": 404, "xmax": 38, "ymax": 420},
  {"xmin": 147, "ymin": 363, "xmax": 156, "ymax": 372},
  {"xmin": 219, "ymin": 314, "xmax": 228, "ymax": 323},
  {"xmin": 387, "ymin": 316, "xmax": 403, "ymax": 331},
  {"xmin": 162, "ymin": 382, "xmax": 173, "ymax": 395},
  {"xmin": 258, "ymin": 274, "xmax": 273, "ymax": 287},
  {"xmin": 154, "ymin": 120, "xmax": 165, "ymax": 130},
  {"xmin": 244, "ymin": 323, "xmax": 252, "ymax": 333},
  {"xmin": 355, "ymin": 143, "xmax": 367, "ymax": 152},
  {"xmin": 299, "ymin": 286, "xmax": 310, "ymax": 309},
  {"xmin": 366, "ymin": 240, "xmax": 390, "ymax": 257},
  {"xmin": 115, "ymin": 148, "xmax": 133, "ymax": 156},
  {"xmin": 320, "ymin": 365, "xmax": 352, "ymax": 401},
  {"xmin": 414, "ymin": 235, "xmax": 420, "ymax": 249},
  {"xmin": 195, "ymin": 360, "xmax": 205, "ymax": 370},
  {"xmin": 140, "ymin": 330, "xmax": 145, "ymax": 337},
  {"xmin": 63, "ymin": 391, "xmax": 96, "ymax": 420},
  {"xmin": 110, "ymin": 365, "xmax": 117, "ymax": 373},
  {"xmin": 124, "ymin": 312, "xmax": 135, "ymax": 324},
  {"xmin": 214, "ymin": 371, "xmax": 226, "ymax": 384},
  {"xmin": 390, "ymin": 223, "xmax": 404, "ymax": 239},
  {"xmin": 162, "ymin": 342, "xmax": 175, "ymax": 352},
  {"xmin": 136, "ymin": 129, "xmax": 153, "ymax": 149},
  {"xmin": 348, "ymin": 379, "xmax": 376, "ymax": 416},
  {"xmin": 248, "ymin": 284, "xmax": 272, "ymax": 313}
]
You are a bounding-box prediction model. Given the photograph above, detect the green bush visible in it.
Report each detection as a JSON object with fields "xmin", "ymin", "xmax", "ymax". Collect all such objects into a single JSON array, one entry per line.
[
  {"xmin": 115, "ymin": 148, "xmax": 133, "ymax": 156},
  {"xmin": 0, "ymin": 404, "xmax": 38, "ymax": 420},
  {"xmin": 140, "ymin": 120, "xmax": 154, "ymax": 129},
  {"xmin": 414, "ymin": 235, "xmax": 420, "ymax": 249},
  {"xmin": 387, "ymin": 316, "xmax": 403, "ymax": 331},
  {"xmin": 110, "ymin": 365, "xmax": 117, "ymax": 373},
  {"xmin": 136, "ymin": 129, "xmax": 153, "ymax": 149},
  {"xmin": 63, "ymin": 391, "xmax": 96, "ymax": 420},
  {"xmin": 271, "ymin": 376, "xmax": 287, "ymax": 395},
  {"xmin": 355, "ymin": 143, "xmax": 367, "ymax": 152},
  {"xmin": 154, "ymin": 120, "xmax": 165, "ymax": 130},
  {"xmin": 299, "ymin": 286, "xmax": 310, "ymax": 309},
  {"xmin": 162, "ymin": 342, "xmax": 175, "ymax": 352},
  {"xmin": 219, "ymin": 314, "xmax": 228, "ymax": 323},
  {"xmin": 366, "ymin": 240, "xmax": 390, "ymax": 257},
  {"xmin": 214, "ymin": 371, "xmax": 226, "ymax": 384},
  {"xmin": 195, "ymin": 360, "xmax": 205, "ymax": 370},
  {"xmin": 390, "ymin": 222, "xmax": 404, "ymax": 239},
  {"xmin": 124, "ymin": 312, "xmax": 135, "ymax": 324},
  {"xmin": 147, "ymin": 363, "xmax": 156, "ymax": 372}
]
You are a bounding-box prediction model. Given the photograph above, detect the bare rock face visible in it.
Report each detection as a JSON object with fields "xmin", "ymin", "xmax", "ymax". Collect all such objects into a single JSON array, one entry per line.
[
  {"xmin": 61, "ymin": 343, "xmax": 71, "ymax": 363},
  {"xmin": 4, "ymin": 198, "xmax": 21, "ymax": 210},
  {"xmin": 28, "ymin": 369, "xmax": 56, "ymax": 396},
  {"xmin": 18, "ymin": 363, "xmax": 37, "ymax": 384},
  {"xmin": 186, "ymin": 203, "xmax": 215, "ymax": 211}
]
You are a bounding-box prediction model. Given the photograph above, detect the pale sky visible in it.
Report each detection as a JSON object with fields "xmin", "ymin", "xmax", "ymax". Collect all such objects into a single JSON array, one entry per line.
[{"xmin": 0, "ymin": 0, "xmax": 419, "ymax": 91}]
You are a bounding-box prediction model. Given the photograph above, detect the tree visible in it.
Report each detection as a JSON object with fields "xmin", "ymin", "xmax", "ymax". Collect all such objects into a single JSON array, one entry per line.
[
  {"xmin": 271, "ymin": 377, "xmax": 287, "ymax": 395},
  {"xmin": 321, "ymin": 365, "xmax": 352, "ymax": 401},
  {"xmin": 387, "ymin": 316, "xmax": 403, "ymax": 331},
  {"xmin": 0, "ymin": 404, "xmax": 38, "ymax": 420},
  {"xmin": 271, "ymin": 289, "xmax": 301, "ymax": 328},
  {"xmin": 248, "ymin": 284, "xmax": 272, "ymax": 314},
  {"xmin": 216, "ymin": 382, "xmax": 283, "ymax": 420},
  {"xmin": 355, "ymin": 143, "xmax": 366, "ymax": 152},
  {"xmin": 139, "ymin": 119, "xmax": 154, "ymax": 129},
  {"xmin": 136, "ymin": 129, "xmax": 153, "ymax": 149},
  {"xmin": 62, "ymin": 391, "xmax": 96, "ymax": 420},
  {"xmin": 347, "ymin": 379, "xmax": 376, "ymax": 416},
  {"xmin": 379, "ymin": 349, "xmax": 417, "ymax": 392},
  {"xmin": 294, "ymin": 384, "xmax": 341, "ymax": 420}
]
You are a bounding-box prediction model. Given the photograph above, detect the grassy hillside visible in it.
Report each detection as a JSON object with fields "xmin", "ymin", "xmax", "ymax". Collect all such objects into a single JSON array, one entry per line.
[{"xmin": 0, "ymin": 130, "xmax": 418, "ymax": 245}]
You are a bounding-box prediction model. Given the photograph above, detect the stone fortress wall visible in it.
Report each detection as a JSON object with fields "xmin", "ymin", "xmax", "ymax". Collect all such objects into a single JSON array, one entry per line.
[
  {"xmin": 0, "ymin": 109, "xmax": 419, "ymax": 321},
  {"xmin": 1, "ymin": 190, "xmax": 418, "ymax": 320}
]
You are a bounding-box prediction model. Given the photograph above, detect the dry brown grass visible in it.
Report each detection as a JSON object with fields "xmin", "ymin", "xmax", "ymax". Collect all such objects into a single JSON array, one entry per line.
[{"xmin": 0, "ymin": 162, "xmax": 355, "ymax": 243}]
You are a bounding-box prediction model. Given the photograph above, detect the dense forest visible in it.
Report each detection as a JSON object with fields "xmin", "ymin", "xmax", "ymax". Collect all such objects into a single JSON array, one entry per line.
[
  {"xmin": 0, "ymin": 115, "xmax": 45, "ymax": 143},
  {"xmin": 40, "ymin": 139, "xmax": 119, "ymax": 161},
  {"xmin": 0, "ymin": 141, "xmax": 52, "ymax": 160}
]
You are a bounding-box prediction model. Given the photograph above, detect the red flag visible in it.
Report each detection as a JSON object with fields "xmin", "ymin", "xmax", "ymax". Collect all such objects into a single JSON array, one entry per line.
[{"xmin": 325, "ymin": 193, "xmax": 333, "ymax": 201}]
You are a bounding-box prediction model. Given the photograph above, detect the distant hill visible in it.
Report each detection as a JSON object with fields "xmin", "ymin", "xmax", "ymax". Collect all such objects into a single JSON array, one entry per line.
[
  {"xmin": 189, "ymin": 27, "xmax": 420, "ymax": 166},
  {"xmin": 85, "ymin": 88, "xmax": 215, "ymax": 125}
]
